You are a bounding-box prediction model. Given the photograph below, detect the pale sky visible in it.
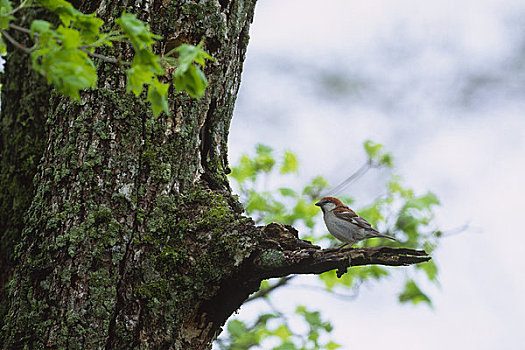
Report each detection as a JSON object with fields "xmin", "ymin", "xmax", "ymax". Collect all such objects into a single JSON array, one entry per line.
[{"xmin": 223, "ymin": 0, "xmax": 525, "ymax": 349}]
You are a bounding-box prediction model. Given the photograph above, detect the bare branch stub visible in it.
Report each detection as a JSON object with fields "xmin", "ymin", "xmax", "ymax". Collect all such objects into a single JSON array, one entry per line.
[{"xmin": 254, "ymin": 223, "xmax": 431, "ymax": 280}]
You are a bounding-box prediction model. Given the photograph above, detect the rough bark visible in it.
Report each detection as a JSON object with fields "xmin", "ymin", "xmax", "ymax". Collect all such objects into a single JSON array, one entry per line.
[{"xmin": 0, "ymin": 1, "xmax": 431, "ymax": 349}]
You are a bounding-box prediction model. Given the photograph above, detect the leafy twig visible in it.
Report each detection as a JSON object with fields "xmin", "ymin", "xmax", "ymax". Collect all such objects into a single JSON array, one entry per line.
[
  {"xmin": 80, "ymin": 48, "xmax": 120, "ymax": 64},
  {"xmin": 5, "ymin": 0, "xmax": 31, "ymax": 17},
  {"xmin": 8, "ymin": 23, "xmax": 129, "ymax": 65}
]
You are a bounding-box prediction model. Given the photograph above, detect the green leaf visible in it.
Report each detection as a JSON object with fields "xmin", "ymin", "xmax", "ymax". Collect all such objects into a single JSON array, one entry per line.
[
  {"xmin": 37, "ymin": 0, "xmax": 78, "ymax": 26},
  {"xmin": 0, "ymin": 35, "xmax": 6, "ymax": 56},
  {"xmin": 291, "ymin": 198, "xmax": 318, "ymax": 228},
  {"xmin": 363, "ymin": 140, "xmax": 383, "ymax": 159},
  {"xmin": 229, "ymin": 155, "xmax": 255, "ymax": 184},
  {"xmin": 278, "ymin": 187, "xmax": 297, "ymax": 197},
  {"xmin": 280, "ymin": 151, "xmax": 298, "ymax": 174},
  {"xmin": 354, "ymin": 265, "xmax": 389, "ymax": 280},
  {"xmin": 253, "ymin": 145, "xmax": 275, "ymax": 173},
  {"xmin": 308, "ymin": 329, "xmax": 320, "ymax": 342},
  {"xmin": 30, "ymin": 20, "xmax": 97, "ymax": 99},
  {"xmin": 379, "ymin": 153, "xmax": 394, "ymax": 167},
  {"xmin": 175, "ymin": 41, "xmax": 213, "ymax": 69},
  {"xmin": 227, "ymin": 319, "xmax": 247, "ymax": 338},
  {"xmin": 398, "ymin": 280, "xmax": 432, "ymax": 306},
  {"xmin": 363, "ymin": 139, "xmax": 394, "ymax": 168},
  {"xmin": 302, "ymin": 176, "xmax": 330, "ymax": 198},
  {"xmin": 173, "ymin": 63, "xmax": 208, "ymax": 98},
  {"xmin": 56, "ymin": 26, "xmax": 81, "ymax": 49},
  {"xmin": 0, "ymin": 0, "xmax": 15, "ymax": 30},
  {"xmin": 256, "ymin": 312, "xmax": 279, "ymax": 325},
  {"xmin": 319, "ymin": 270, "xmax": 339, "ymax": 290},
  {"xmin": 37, "ymin": 0, "xmax": 74, "ymax": 12},
  {"xmin": 259, "ymin": 279, "xmax": 269, "ymax": 290},
  {"xmin": 116, "ymin": 12, "xmax": 160, "ymax": 49},
  {"xmin": 274, "ymin": 342, "xmax": 298, "ymax": 350},
  {"xmin": 30, "ymin": 20, "xmax": 52, "ymax": 38},
  {"xmin": 126, "ymin": 49, "xmax": 163, "ymax": 95},
  {"xmin": 404, "ymin": 192, "xmax": 440, "ymax": 211},
  {"xmin": 416, "ymin": 260, "xmax": 439, "ymax": 282},
  {"xmin": 273, "ymin": 324, "xmax": 292, "ymax": 340},
  {"xmin": 296, "ymin": 305, "xmax": 322, "ymax": 328},
  {"xmin": 36, "ymin": 0, "xmax": 104, "ymax": 44},
  {"xmin": 387, "ymin": 175, "xmax": 413, "ymax": 198},
  {"xmin": 147, "ymin": 78, "xmax": 170, "ymax": 116},
  {"xmin": 116, "ymin": 12, "xmax": 164, "ymax": 96},
  {"xmin": 325, "ymin": 341, "xmax": 342, "ymax": 350},
  {"xmin": 172, "ymin": 41, "xmax": 213, "ymax": 98},
  {"xmin": 72, "ymin": 12, "xmax": 103, "ymax": 43},
  {"xmin": 245, "ymin": 191, "xmax": 268, "ymax": 213},
  {"xmin": 256, "ymin": 144, "xmax": 273, "ymax": 154}
]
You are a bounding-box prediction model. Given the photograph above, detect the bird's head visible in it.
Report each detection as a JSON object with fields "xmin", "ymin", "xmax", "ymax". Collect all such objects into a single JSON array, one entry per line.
[{"xmin": 315, "ymin": 196, "xmax": 344, "ymax": 212}]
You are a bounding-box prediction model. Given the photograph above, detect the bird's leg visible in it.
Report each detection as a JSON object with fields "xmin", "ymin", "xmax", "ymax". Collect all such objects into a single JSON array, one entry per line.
[
  {"xmin": 324, "ymin": 243, "xmax": 353, "ymax": 252},
  {"xmin": 337, "ymin": 243, "xmax": 350, "ymax": 250}
]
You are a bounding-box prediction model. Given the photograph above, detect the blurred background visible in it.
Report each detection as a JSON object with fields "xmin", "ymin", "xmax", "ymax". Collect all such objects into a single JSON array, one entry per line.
[{"xmin": 219, "ymin": 0, "xmax": 525, "ymax": 349}]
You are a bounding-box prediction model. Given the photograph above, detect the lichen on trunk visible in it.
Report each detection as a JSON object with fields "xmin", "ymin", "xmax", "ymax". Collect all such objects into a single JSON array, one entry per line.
[{"xmin": 1, "ymin": 0, "xmax": 258, "ymax": 348}]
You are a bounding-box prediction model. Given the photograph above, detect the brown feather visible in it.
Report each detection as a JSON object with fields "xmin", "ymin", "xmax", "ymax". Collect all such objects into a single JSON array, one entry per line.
[{"xmin": 320, "ymin": 196, "xmax": 345, "ymax": 207}]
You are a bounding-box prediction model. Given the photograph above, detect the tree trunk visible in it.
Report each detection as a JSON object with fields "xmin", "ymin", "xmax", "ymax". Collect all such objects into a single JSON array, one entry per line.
[
  {"xmin": 1, "ymin": 0, "xmax": 258, "ymax": 348},
  {"xmin": 0, "ymin": 1, "xmax": 430, "ymax": 349}
]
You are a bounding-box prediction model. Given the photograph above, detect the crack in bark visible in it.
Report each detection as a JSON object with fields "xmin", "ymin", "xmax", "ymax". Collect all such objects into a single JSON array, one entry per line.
[
  {"xmin": 200, "ymin": 98, "xmax": 225, "ymax": 190},
  {"xmin": 105, "ymin": 111, "xmax": 146, "ymax": 349}
]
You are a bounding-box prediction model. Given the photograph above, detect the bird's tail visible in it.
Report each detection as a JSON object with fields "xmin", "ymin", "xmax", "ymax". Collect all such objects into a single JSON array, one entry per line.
[{"xmin": 376, "ymin": 233, "xmax": 396, "ymax": 241}]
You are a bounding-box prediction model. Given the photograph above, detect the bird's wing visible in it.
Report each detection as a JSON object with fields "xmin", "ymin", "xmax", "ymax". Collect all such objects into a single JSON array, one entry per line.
[{"xmin": 333, "ymin": 208, "xmax": 378, "ymax": 232}]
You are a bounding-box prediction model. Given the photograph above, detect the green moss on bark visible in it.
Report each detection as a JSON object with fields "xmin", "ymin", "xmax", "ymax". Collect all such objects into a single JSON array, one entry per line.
[
  {"xmin": 2, "ymin": 0, "xmax": 259, "ymax": 347},
  {"xmin": 135, "ymin": 186, "xmax": 257, "ymax": 314}
]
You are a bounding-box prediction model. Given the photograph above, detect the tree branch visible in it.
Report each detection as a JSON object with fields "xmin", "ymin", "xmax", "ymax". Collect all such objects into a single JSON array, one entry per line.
[
  {"xmin": 245, "ymin": 276, "xmax": 294, "ymax": 303},
  {"xmin": 254, "ymin": 223, "xmax": 431, "ymax": 279},
  {"xmin": 1, "ymin": 29, "xmax": 32, "ymax": 54},
  {"xmin": 8, "ymin": 23, "xmax": 128, "ymax": 65}
]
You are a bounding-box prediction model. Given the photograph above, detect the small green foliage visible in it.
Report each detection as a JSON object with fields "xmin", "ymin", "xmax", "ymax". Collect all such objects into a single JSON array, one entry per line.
[
  {"xmin": 398, "ymin": 280, "xmax": 432, "ymax": 306},
  {"xmin": 0, "ymin": 35, "xmax": 6, "ymax": 55},
  {"xmin": 116, "ymin": 12, "xmax": 160, "ymax": 49},
  {"xmin": 319, "ymin": 265, "xmax": 388, "ymax": 292},
  {"xmin": 302, "ymin": 176, "xmax": 330, "ymax": 199},
  {"xmin": 280, "ymin": 151, "xmax": 298, "ymax": 174},
  {"xmin": 30, "ymin": 21, "xmax": 97, "ymax": 99},
  {"xmin": 230, "ymin": 144, "xmax": 277, "ymax": 185},
  {"xmin": 229, "ymin": 145, "xmax": 328, "ymax": 228},
  {"xmin": 218, "ymin": 306, "xmax": 340, "ymax": 350},
  {"xmin": 0, "ymin": 0, "xmax": 14, "ymax": 31},
  {"xmin": 171, "ymin": 40, "xmax": 214, "ymax": 98},
  {"xmin": 147, "ymin": 78, "xmax": 170, "ymax": 117},
  {"xmin": 363, "ymin": 139, "xmax": 394, "ymax": 167},
  {"xmin": 1, "ymin": 0, "xmax": 214, "ymax": 114},
  {"xmin": 37, "ymin": 0, "xmax": 103, "ymax": 42},
  {"xmin": 115, "ymin": 12, "xmax": 173, "ymax": 116},
  {"xmin": 417, "ymin": 260, "xmax": 439, "ymax": 282}
]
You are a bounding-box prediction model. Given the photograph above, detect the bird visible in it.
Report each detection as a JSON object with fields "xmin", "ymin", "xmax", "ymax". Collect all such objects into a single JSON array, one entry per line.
[{"xmin": 315, "ymin": 196, "xmax": 396, "ymax": 249}]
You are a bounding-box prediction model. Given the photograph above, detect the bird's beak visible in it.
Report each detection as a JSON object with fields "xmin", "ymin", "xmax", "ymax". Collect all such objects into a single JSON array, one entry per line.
[{"xmin": 315, "ymin": 200, "xmax": 322, "ymax": 206}]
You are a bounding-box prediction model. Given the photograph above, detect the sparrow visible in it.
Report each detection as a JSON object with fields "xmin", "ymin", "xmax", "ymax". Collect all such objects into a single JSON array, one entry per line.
[{"xmin": 315, "ymin": 196, "xmax": 396, "ymax": 248}]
